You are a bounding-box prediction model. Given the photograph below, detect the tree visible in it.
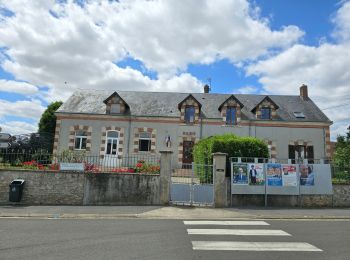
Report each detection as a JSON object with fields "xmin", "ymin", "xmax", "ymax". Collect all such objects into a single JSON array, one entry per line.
[
  {"xmin": 38, "ymin": 101, "xmax": 62, "ymax": 153},
  {"xmin": 334, "ymin": 127, "xmax": 350, "ymax": 167},
  {"xmin": 38, "ymin": 101, "xmax": 62, "ymax": 134}
]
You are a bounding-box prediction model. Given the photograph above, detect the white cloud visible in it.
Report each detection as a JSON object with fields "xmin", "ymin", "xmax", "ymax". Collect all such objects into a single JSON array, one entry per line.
[
  {"xmin": 0, "ymin": 79, "xmax": 39, "ymax": 95},
  {"xmin": 236, "ymin": 85, "xmax": 259, "ymax": 94},
  {"xmin": 245, "ymin": 1, "xmax": 350, "ymax": 140},
  {"xmin": 0, "ymin": 99, "xmax": 45, "ymax": 119},
  {"xmin": 0, "ymin": 0, "xmax": 303, "ymax": 101},
  {"xmin": 0, "ymin": 120, "xmax": 37, "ymax": 135}
]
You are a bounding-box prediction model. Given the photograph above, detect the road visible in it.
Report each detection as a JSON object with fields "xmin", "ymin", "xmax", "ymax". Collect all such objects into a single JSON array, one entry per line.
[{"xmin": 0, "ymin": 218, "xmax": 349, "ymax": 259}]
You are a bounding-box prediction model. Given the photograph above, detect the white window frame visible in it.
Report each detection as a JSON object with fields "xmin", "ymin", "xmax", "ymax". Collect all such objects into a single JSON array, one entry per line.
[
  {"xmin": 139, "ymin": 132, "xmax": 152, "ymax": 152},
  {"xmin": 105, "ymin": 130, "xmax": 119, "ymax": 155},
  {"xmin": 74, "ymin": 130, "xmax": 87, "ymax": 150}
]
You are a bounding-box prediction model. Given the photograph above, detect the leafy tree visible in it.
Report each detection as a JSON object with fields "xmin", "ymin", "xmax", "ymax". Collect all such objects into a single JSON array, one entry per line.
[
  {"xmin": 36, "ymin": 101, "xmax": 63, "ymax": 153},
  {"xmin": 38, "ymin": 101, "xmax": 63, "ymax": 134},
  {"xmin": 334, "ymin": 128, "xmax": 350, "ymax": 167}
]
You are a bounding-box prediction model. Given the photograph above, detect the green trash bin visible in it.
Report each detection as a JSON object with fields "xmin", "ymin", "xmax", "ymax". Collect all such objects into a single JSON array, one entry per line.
[{"xmin": 9, "ymin": 179, "xmax": 25, "ymax": 202}]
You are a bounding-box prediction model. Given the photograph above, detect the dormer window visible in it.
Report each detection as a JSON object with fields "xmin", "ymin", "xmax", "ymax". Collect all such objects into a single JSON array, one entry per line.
[
  {"xmin": 260, "ymin": 107, "xmax": 271, "ymax": 120},
  {"xmin": 185, "ymin": 106, "xmax": 195, "ymax": 123},
  {"xmin": 251, "ymin": 96, "xmax": 279, "ymax": 120},
  {"xmin": 226, "ymin": 107, "xmax": 236, "ymax": 125},
  {"xmin": 110, "ymin": 104, "xmax": 121, "ymax": 114},
  {"xmin": 103, "ymin": 92, "xmax": 129, "ymax": 115},
  {"xmin": 218, "ymin": 95, "xmax": 244, "ymax": 126},
  {"xmin": 178, "ymin": 94, "xmax": 201, "ymax": 124}
]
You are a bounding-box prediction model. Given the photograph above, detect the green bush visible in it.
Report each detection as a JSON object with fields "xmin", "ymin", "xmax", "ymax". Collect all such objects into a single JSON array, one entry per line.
[{"xmin": 193, "ymin": 134, "xmax": 268, "ymax": 183}]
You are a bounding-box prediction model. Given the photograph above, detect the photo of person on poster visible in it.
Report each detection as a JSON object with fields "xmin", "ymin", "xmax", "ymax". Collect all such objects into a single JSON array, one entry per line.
[
  {"xmin": 247, "ymin": 164, "xmax": 264, "ymax": 185},
  {"xmin": 249, "ymin": 164, "xmax": 257, "ymax": 184},
  {"xmin": 232, "ymin": 164, "xmax": 248, "ymax": 185},
  {"xmin": 300, "ymin": 164, "xmax": 315, "ymax": 186}
]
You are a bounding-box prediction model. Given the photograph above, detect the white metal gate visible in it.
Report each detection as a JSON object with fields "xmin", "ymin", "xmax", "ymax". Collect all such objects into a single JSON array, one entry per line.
[{"xmin": 170, "ymin": 163, "xmax": 214, "ymax": 206}]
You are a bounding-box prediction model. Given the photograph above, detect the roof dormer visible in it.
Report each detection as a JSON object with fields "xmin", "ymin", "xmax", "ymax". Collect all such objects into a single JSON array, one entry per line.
[
  {"xmin": 178, "ymin": 94, "xmax": 201, "ymax": 124},
  {"xmin": 103, "ymin": 92, "xmax": 129, "ymax": 115},
  {"xmin": 251, "ymin": 96, "xmax": 279, "ymax": 120},
  {"xmin": 218, "ymin": 95, "xmax": 244, "ymax": 125}
]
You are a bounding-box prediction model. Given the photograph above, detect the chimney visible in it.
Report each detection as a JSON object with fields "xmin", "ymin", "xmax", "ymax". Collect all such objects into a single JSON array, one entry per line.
[
  {"xmin": 300, "ymin": 84, "xmax": 308, "ymax": 100},
  {"xmin": 204, "ymin": 84, "xmax": 210, "ymax": 94}
]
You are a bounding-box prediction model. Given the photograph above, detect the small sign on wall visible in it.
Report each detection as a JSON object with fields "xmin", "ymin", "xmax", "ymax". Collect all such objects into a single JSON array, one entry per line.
[{"xmin": 59, "ymin": 163, "xmax": 84, "ymax": 172}]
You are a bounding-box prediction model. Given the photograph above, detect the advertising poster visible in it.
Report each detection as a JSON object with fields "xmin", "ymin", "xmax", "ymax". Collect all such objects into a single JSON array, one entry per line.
[
  {"xmin": 247, "ymin": 163, "xmax": 264, "ymax": 185},
  {"xmin": 232, "ymin": 163, "xmax": 248, "ymax": 185},
  {"xmin": 267, "ymin": 163, "xmax": 282, "ymax": 186},
  {"xmin": 299, "ymin": 164, "xmax": 315, "ymax": 186},
  {"xmin": 281, "ymin": 164, "xmax": 297, "ymax": 186}
]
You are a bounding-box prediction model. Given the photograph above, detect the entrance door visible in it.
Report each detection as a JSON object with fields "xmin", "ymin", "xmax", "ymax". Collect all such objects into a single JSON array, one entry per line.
[
  {"xmin": 104, "ymin": 131, "xmax": 119, "ymax": 167},
  {"xmin": 182, "ymin": 141, "xmax": 194, "ymax": 164}
]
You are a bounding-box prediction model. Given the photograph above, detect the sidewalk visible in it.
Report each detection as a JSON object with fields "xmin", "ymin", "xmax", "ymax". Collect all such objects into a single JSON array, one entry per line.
[{"xmin": 1, "ymin": 205, "xmax": 350, "ymax": 220}]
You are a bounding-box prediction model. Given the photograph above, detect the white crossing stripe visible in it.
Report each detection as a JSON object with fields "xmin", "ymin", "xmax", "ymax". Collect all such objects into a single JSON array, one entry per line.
[
  {"xmin": 187, "ymin": 229, "xmax": 291, "ymax": 236},
  {"xmin": 184, "ymin": 220, "xmax": 269, "ymax": 226},
  {"xmin": 192, "ymin": 241, "xmax": 323, "ymax": 251}
]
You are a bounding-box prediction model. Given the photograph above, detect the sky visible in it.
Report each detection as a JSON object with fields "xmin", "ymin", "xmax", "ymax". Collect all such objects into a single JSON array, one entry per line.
[{"xmin": 0, "ymin": 0, "xmax": 349, "ymax": 140}]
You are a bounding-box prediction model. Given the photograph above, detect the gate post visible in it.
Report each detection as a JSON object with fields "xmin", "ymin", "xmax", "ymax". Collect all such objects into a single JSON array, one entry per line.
[
  {"xmin": 159, "ymin": 150, "xmax": 173, "ymax": 205},
  {"xmin": 212, "ymin": 152, "xmax": 228, "ymax": 208}
]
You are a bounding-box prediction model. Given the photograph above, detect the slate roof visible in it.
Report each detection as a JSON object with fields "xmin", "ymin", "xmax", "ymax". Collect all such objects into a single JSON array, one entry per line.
[{"xmin": 57, "ymin": 90, "xmax": 331, "ymax": 122}]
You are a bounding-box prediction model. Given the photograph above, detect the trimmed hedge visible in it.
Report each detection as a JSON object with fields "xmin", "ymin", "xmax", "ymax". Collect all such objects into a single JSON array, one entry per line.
[{"xmin": 193, "ymin": 134, "xmax": 268, "ymax": 182}]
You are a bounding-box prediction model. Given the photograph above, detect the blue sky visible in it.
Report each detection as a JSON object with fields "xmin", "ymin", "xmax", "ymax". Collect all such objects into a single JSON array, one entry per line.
[{"xmin": 0, "ymin": 0, "xmax": 349, "ymax": 139}]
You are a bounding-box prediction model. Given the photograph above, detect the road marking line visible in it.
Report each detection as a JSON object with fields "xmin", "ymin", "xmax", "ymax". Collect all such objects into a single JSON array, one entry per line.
[
  {"xmin": 187, "ymin": 229, "xmax": 291, "ymax": 236},
  {"xmin": 192, "ymin": 241, "xmax": 322, "ymax": 251},
  {"xmin": 184, "ymin": 220, "xmax": 269, "ymax": 226}
]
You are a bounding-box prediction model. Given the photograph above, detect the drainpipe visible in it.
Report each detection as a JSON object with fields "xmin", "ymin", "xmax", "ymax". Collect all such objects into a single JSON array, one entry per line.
[
  {"xmin": 248, "ymin": 119, "xmax": 251, "ymax": 137},
  {"xmin": 323, "ymin": 127, "xmax": 326, "ymax": 159},
  {"xmin": 199, "ymin": 113, "xmax": 203, "ymax": 139},
  {"xmin": 126, "ymin": 114, "xmax": 132, "ymax": 157}
]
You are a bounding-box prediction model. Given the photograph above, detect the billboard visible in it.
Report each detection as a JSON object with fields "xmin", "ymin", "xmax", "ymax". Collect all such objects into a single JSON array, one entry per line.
[{"xmin": 281, "ymin": 164, "xmax": 297, "ymax": 187}]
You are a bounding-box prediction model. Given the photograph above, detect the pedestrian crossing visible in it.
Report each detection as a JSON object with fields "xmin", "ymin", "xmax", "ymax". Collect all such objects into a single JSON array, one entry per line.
[{"xmin": 184, "ymin": 220, "xmax": 322, "ymax": 252}]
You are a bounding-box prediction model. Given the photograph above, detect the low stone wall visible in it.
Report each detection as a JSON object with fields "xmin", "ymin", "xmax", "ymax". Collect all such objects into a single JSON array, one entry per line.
[
  {"xmin": 0, "ymin": 170, "xmax": 160, "ymax": 205},
  {"xmin": 333, "ymin": 185, "xmax": 350, "ymax": 207},
  {"xmin": 83, "ymin": 173, "xmax": 160, "ymax": 205},
  {"xmin": 231, "ymin": 186, "xmax": 350, "ymax": 207},
  {"xmin": 0, "ymin": 170, "xmax": 84, "ymax": 205},
  {"xmin": 231, "ymin": 194, "xmax": 334, "ymax": 207}
]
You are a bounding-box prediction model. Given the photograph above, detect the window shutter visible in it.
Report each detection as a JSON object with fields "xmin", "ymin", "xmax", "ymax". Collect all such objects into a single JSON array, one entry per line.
[{"xmin": 288, "ymin": 145, "xmax": 295, "ymax": 159}]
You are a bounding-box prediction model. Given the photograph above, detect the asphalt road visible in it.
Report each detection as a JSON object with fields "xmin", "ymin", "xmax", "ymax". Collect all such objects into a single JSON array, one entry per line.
[{"xmin": 0, "ymin": 218, "xmax": 349, "ymax": 260}]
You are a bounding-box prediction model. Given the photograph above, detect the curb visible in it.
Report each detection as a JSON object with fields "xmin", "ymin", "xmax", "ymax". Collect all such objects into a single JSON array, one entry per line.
[{"xmin": 1, "ymin": 213, "xmax": 350, "ymax": 220}]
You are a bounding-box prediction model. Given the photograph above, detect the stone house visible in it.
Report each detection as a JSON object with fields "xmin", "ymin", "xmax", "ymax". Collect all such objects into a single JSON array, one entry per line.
[{"xmin": 54, "ymin": 85, "xmax": 332, "ymax": 165}]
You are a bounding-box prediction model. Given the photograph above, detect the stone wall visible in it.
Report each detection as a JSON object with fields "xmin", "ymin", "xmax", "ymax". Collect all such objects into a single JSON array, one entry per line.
[
  {"xmin": 0, "ymin": 170, "xmax": 161, "ymax": 206},
  {"xmin": 332, "ymin": 185, "xmax": 350, "ymax": 207},
  {"xmin": 0, "ymin": 170, "xmax": 84, "ymax": 205},
  {"xmin": 83, "ymin": 173, "xmax": 160, "ymax": 205}
]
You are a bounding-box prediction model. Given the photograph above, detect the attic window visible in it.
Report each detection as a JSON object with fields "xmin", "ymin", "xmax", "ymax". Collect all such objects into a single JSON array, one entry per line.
[
  {"xmin": 110, "ymin": 104, "xmax": 121, "ymax": 114},
  {"xmin": 261, "ymin": 107, "xmax": 271, "ymax": 120},
  {"xmin": 293, "ymin": 112, "xmax": 305, "ymax": 118}
]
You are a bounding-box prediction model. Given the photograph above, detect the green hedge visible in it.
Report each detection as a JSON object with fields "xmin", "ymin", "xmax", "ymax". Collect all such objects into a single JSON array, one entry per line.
[{"xmin": 193, "ymin": 134, "xmax": 268, "ymax": 182}]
